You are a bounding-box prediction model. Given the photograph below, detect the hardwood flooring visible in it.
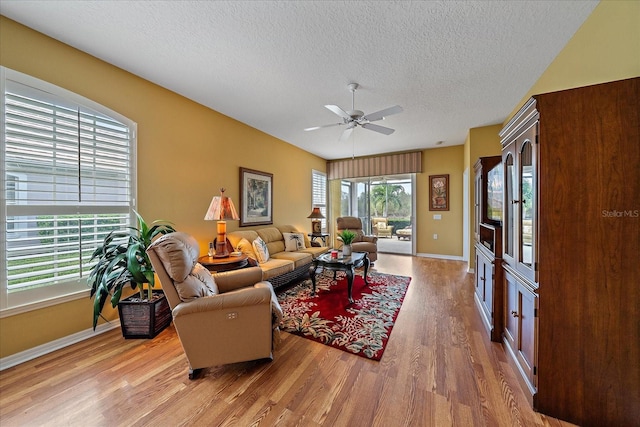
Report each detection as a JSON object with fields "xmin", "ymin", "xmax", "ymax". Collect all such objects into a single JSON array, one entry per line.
[{"xmin": 0, "ymin": 255, "xmax": 576, "ymax": 427}]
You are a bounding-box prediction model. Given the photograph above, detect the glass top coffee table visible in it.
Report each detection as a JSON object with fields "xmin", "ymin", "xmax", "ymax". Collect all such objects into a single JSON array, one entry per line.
[{"xmin": 310, "ymin": 251, "xmax": 370, "ymax": 304}]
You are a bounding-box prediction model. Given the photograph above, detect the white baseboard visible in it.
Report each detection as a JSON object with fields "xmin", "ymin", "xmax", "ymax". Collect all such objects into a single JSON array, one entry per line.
[
  {"xmin": 0, "ymin": 321, "xmax": 120, "ymax": 371},
  {"xmin": 416, "ymin": 252, "xmax": 464, "ymax": 261}
]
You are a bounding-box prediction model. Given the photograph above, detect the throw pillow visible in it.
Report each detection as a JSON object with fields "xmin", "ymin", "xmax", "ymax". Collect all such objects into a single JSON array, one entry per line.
[
  {"xmin": 283, "ymin": 232, "xmax": 305, "ymax": 251},
  {"xmin": 252, "ymin": 236, "xmax": 270, "ymax": 264},
  {"xmin": 236, "ymin": 237, "xmax": 257, "ymax": 262},
  {"xmin": 174, "ymin": 263, "xmax": 218, "ymax": 302}
]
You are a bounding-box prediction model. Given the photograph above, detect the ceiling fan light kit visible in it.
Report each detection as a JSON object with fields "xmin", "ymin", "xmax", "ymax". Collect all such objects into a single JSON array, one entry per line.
[{"xmin": 305, "ymin": 83, "xmax": 403, "ymax": 141}]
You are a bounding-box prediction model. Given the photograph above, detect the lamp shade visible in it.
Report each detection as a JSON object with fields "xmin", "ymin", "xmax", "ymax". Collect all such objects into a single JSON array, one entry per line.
[
  {"xmin": 204, "ymin": 188, "xmax": 239, "ymax": 258},
  {"xmin": 307, "ymin": 207, "xmax": 324, "ymax": 234},
  {"xmin": 307, "ymin": 207, "xmax": 325, "ymax": 219},
  {"xmin": 204, "ymin": 189, "xmax": 239, "ymax": 221}
]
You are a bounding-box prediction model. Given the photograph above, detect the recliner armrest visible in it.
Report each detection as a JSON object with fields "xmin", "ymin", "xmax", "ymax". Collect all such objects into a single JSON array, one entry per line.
[
  {"xmin": 172, "ymin": 285, "xmax": 271, "ymax": 318},
  {"xmin": 255, "ymin": 281, "xmax": 283, "ymax": 325},
  {"xmin": 213, "ymin": 266, "xmax": 263, "ymax": 293}
]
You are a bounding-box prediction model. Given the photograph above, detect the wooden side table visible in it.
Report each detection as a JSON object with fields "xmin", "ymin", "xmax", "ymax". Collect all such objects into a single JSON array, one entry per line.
[
  {"xmin": 308, "ymin": 233, "xmax": 330, "ymax": 246},
  {"xmin": 198, "ymin": 254, "xmax": 248, "ymax": 273}
]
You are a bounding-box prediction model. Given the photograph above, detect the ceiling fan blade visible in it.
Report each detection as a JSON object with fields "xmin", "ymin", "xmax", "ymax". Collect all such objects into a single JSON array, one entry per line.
[
  {"xmin": 325, "ymin": 104, "xmax": 351, "ymax": 120},
  {"xmin": 362, "ymin": 105, "xmax": 403, "ymax": 122},
  {"xmin": 362, "ymin": 122, "xmax": 395, "ymax": 135},
  {"xmin": 340, "ymin": 127, "xmax": 354, "ymax": 141},
  {"xmin": 304, "ymin": 122, "xmax": 343, "ymax": 131}
]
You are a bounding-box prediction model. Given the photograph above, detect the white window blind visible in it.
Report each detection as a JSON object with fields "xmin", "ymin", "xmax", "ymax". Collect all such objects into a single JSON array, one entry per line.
[
  {"xmin": 312, "ymin": 169, "xmax": 327, "ymax": 231},
  {"xmin": 1, "ymin": 67, "xmax": 136, "ymax": 313}
]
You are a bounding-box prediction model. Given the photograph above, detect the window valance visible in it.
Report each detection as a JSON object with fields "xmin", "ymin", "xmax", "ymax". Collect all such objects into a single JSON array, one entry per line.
[{"xmin": 327, "ymin": 151, "xmax": 422, "ymax": 180}]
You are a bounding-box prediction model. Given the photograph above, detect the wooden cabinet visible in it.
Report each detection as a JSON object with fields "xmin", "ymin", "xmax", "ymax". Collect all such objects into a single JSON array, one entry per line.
[
  {"xmin": 503, "ymin": 270, "xmax": 538, "ymax": 399},
  {"xmin": 499, "ymin": 77, "xmax": 639, "ymax": 426},
  {"xmin": 474, "ymin": 238, "xmax": 503, "ymax": 341},
  {"xmin": 473, "ymin": 156, "xmax": 503, "ymax": 342}
]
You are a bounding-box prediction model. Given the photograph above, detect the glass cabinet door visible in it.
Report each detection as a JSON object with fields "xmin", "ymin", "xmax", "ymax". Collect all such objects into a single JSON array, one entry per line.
[
  {"xmin": 517, "ymin": 127, "xmax": 537, "ymax": 282},
  {"xmin": 474, "ymin": 171, "xmax": 482, "ymax": 241},
  {"xmin": 504, "ymin": 152, "xmax": 515, "ymax": 262},
  {"xmin": 520, "ymin": 140, "xmax": 533, "ymax": 268}
]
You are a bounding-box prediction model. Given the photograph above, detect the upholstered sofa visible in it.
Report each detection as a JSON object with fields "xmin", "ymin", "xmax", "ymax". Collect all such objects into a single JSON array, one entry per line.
[{"xmin": 227, "ymin": 225, "xmax": 329, "ymax": 288}]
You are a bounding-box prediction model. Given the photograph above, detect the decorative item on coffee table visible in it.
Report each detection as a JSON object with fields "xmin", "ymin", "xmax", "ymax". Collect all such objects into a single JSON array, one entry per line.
[
  {"xmin": 337, "ymin": 229, "xmax": 356, "ymax": 256},
  {"xmin": 88, "ymin": 210, "xmax": 175, "ymax": 338}
]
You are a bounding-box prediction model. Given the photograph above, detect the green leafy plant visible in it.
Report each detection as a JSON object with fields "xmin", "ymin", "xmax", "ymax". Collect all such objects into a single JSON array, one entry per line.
[
  {"xmin": 337, "ymin": 229, "xmax": 357, "ymax": 246},
  {"xmin": 88, "ymin": 210, "xmax": 175, "ymax": 330}
]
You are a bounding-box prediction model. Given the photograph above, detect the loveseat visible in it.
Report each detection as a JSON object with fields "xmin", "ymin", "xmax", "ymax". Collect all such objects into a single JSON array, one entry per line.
[{"xmin": 227, "ymin": 225, "xmax": 329, "ymax": 288}]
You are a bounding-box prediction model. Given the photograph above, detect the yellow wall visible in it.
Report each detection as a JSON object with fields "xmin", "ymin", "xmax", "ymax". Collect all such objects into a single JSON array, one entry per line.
[
  {"xmin": 0, "ymin": 17, "xmax": 325, "ymax": 358},
  {"xmin": 465, "ymin": 125, "xmax": 502, "ymax": 268},
  {"xmin": 511, "ymin": 0, "xmax": 640, "ymax": 119},
  {"xmin": 417, "ymin": 145, "xmax": 464, "ymax": 257}
]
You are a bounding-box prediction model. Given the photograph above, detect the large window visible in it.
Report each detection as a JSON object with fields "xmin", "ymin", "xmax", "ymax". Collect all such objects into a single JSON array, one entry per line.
[
  {"xmin": 1, "ymin": 67, "xmax": 136, "ymax": 314},
  {"xmin": 311, "ymin": 170, "xmax": 327, "ymax": 231}
]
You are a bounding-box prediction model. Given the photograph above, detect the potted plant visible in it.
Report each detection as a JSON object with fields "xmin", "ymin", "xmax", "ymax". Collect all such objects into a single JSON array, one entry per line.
[
  {"xmin": 88, "ymin": 210, "xmax": 176, "ymax": 338},
  {"xmin": 337, "ymin": 229, "xmax": 357, "ymax": 256}
]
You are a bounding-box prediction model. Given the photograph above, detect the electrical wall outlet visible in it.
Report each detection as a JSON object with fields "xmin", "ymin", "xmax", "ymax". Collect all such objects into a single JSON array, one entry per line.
[{"xmin": 433, "ymin": 234, "xmax": 438, "ymax": 240}]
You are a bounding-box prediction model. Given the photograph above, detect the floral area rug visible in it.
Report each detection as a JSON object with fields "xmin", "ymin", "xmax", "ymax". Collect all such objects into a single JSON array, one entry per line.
[{"xmin": 276, "ymin": 271, "xmax": 411, "ymax": 361}]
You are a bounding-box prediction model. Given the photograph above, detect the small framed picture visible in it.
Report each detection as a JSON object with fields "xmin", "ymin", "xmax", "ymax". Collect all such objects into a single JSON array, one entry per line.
[
  {"xmin": 239, "ymin": 167, "xmax": 273, "ymax": 226},
  {"xmin": 429, "ymin": 174, "xmax": 449, "ymax": 211}
]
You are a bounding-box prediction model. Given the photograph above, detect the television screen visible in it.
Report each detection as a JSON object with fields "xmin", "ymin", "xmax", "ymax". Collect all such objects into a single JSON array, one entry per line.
[{"xmin": 487, "ymin": 164, "xmax": 503, "ymax": 223}]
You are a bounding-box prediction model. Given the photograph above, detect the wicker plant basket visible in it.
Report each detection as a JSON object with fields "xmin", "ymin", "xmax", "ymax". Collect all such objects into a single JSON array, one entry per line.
[{"xmin": 117, "ymin": 290, "xmax": 172, "ymax": 339}]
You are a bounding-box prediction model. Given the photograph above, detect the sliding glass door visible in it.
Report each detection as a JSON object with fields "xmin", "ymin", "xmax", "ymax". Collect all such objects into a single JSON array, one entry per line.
[{"xmin": 338, "ymin": 174, "xmax": 414, "ymax": 255}]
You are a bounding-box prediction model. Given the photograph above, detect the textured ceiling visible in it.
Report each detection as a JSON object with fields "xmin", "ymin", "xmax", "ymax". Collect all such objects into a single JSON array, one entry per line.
[{"xmin": 1, "ymin": 1, "xmax": 599, "ymax": 160}]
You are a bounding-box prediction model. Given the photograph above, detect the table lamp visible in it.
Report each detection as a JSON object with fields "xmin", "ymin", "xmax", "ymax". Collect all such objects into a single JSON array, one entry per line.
[
  {"xmin": 307, "ymin": 207, "xmax": 325, "ymax": 234},
  {"xmin": 204, "ymin": 188, "xmax": 239, "ymax": 258}
]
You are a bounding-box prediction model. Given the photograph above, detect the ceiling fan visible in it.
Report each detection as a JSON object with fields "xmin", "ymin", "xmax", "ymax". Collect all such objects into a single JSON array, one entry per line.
[{"xmin": 304, "ymin": 83, "xmax": 403, "ymax": 141}]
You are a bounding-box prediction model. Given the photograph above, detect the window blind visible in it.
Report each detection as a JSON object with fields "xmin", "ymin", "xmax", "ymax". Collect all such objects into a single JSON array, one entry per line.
[
  {"xmin": 311, "ymin": 170, "xmax": 327, "ymax": 230},
  {"xmin": 2, "ymin": 68, "xmax": 136, "ymax": 310}
]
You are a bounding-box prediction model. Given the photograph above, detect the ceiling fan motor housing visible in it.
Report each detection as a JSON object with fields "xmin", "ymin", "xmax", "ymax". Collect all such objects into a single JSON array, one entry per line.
[{"xmin": 348, "ymin": 110, "xmax": 364, "ymax": 120}]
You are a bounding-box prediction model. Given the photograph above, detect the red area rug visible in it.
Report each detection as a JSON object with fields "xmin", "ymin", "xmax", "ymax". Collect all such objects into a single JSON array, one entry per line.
[{"xmin": 276, "ymin": 271, "xmax": 411, "ymax": 361}]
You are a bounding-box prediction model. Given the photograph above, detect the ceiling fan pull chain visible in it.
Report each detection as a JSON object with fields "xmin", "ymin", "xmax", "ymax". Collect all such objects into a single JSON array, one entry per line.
[{"xmin": 352, "ymin": 133, "xmax": 356, "ymax": 159}]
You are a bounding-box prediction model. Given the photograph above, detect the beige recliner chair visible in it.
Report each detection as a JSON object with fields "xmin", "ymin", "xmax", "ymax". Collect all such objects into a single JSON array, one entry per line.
[
  {"xmin": 336, "ymin": 216, "xmax": 378, "ymax": 262},
  {"xmin": 147, "ymin": 232, "xmax": 282, "ymax": 379}
]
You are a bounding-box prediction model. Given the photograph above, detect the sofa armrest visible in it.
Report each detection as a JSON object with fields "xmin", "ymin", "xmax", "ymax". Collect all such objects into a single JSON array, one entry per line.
[
  {"xmin": 212, "ymin": 266, "xmax": 263, "ymax": 293},
  {"xmin": 361, "ymin": 235, "xmax": 378, "ymax": 243},
  {"xmin": 172, "ymin": 285, "xmax": 271, "ymax": 318}
]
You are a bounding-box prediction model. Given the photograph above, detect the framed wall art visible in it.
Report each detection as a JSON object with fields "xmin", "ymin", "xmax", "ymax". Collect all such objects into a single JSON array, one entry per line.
[
  {"xmin": 239, "ymin": 167, "xmax": 273, "ymax": 226},
  {"xmin": 429, "ymin": 174, "xmax": 449, "ymax": 211}
]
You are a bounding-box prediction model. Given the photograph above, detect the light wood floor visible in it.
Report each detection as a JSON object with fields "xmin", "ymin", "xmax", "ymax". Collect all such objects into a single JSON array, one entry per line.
[{"xmin": 0, "ymin": 255, "xmax": 576, "ymax": 427}]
